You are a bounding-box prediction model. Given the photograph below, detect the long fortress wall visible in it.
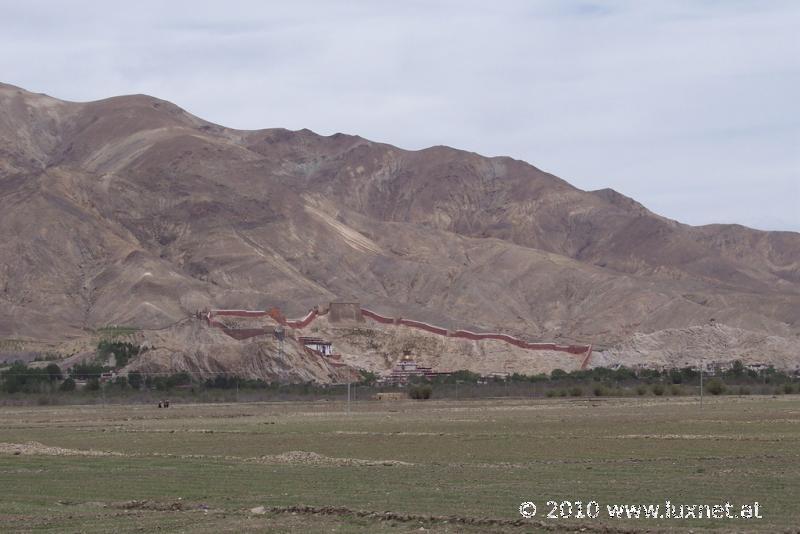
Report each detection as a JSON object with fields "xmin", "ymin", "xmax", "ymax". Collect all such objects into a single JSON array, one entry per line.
[{"xmin": 205, "ymin": 304, "xmax": 593, "ymax": 369}]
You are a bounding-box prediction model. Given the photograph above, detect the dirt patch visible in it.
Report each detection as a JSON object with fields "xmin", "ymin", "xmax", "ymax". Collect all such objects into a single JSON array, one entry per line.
[
  {"xmin": 0, "ymin": 441, "xmax": 123, "ymax": 457},
  {"xmin": 253, "ymin": 450, "xmax": 413, "ymax": 467},
  {"xmin": 117, "ymin": 499, "xmax": 188, "ymax": 511},
  {"xmin": 0, "ymin": 441, "xmax": 410, "ymax": 467},
  {"xmin": 251, "ymin": 504, "xmax": 648, "ymax": 533},
  {"xmin": 613, "ymin": 434, "xmax": 792, "ymax": 442}
]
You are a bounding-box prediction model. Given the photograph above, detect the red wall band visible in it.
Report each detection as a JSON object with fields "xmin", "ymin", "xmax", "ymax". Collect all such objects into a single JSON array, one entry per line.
[{"xmin": 203, "ymin": 306, "xmax": 593, "ymax": 368}]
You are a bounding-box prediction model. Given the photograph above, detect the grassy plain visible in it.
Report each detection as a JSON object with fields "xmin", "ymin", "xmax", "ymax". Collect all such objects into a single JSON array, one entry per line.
[{"xmin": 0, "ymin": 396, "xmax": 798, "ymax": 533}]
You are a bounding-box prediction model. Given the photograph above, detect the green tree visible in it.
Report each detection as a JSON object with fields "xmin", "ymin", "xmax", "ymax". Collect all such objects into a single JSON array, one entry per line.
[
  {"xmin": 358, "ymin": 370, "xmax": 378, "ymax": 386},
  {"xmin": 45, "ymin": 363, "xmax": 63, "ymax": 382},
  {"xmin": 71, "ymin": 363, "xmax": 104, "ymax": 380},
  {"xmin": 550, "ymin": 369, "xmax": 568, "ymax": 380},
  {"xmin": 166, "ymin": 372, "xmax": 191, "ymax": 388},
  {"xmin": 127, "ymin": 371, "xmax": 143, "ymax": 389},
  {"xmin": 113, "ymin": 376, "xmax": 128, "ymax": 389},
  {"xmin": 730, "ymin": 360, "xmax": 745, "ymax": 378},
  {"xmin": 59, "ymin": 377, "xmax": 76, "ymax": 392},
  {"xmin": 86, "ymin": 377, "xmax": 101, "ymax": 391},
  {"xmin": 1, "ymin": 363, "xmax": 49, "ymax": 393}
]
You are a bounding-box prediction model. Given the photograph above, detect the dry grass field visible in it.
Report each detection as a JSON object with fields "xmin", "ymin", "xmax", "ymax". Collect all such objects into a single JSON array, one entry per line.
[{"xmin": 1, "ymin": 396, "xmax": 799, "ymax": 533}]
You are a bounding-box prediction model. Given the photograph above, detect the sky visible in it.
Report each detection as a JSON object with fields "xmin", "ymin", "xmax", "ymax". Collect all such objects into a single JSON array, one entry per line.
[{"xmin": 1, "ymin": 0, "xmax": 798, "ymax": 231}]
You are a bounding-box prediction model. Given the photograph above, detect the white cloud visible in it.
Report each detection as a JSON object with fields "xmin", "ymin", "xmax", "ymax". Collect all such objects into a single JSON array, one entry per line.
[{"xmin": 0, "ymin": 0, "xmax": 797, "ymax": 230}]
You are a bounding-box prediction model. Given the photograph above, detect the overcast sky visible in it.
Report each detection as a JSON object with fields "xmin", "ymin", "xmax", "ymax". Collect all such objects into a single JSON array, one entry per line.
[{"xmin": 2, "ymin": 0, "xmax": 798, "ymax": 231}]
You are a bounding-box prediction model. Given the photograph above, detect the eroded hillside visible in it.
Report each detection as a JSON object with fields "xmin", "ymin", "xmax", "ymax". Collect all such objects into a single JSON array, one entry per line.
[{"xmin": 1, "ymin": 82, "xmax": 798, "ymax": 374}]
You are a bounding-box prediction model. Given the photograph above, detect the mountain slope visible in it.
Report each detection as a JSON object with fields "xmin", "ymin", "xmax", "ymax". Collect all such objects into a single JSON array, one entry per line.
[{"xmin": 0, "ymin": 82, "xmax": 798, "ymax": 370}]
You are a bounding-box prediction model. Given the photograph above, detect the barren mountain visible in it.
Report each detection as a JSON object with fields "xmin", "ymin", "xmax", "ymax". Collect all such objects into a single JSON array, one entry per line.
[{"xmin": 1, "ymin": 81, "xmax": 798, "ymax": 377}]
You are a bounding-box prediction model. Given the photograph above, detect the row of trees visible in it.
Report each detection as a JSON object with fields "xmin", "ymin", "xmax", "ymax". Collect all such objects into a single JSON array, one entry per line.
[
  {"xmin": 1, "ymin": 362, "xmax": 64, "ymax": 393},
  {"xmin": 418, "ymin": 362, "xmax": 797, "ymax": 387},
  {"xmin": 2, "ymin": 358, "xmax": 797, "ymax": 396}
]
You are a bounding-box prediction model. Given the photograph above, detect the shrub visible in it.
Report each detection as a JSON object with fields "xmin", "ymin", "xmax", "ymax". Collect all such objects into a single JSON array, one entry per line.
[
  {"xmin": 738, "ymin": 386, "xmax": 751, "ymax": 395},
  {"xmin": 706, "ymin": 378, "xmax": 726, "ymax": 395},
  {"xmin": 558, "ymin": 389, "xmax": 568, "ymax": 397},
  {"xmin": 636, "ymin": 385, "xmax": 647, "ymax": 396},
  {"xmin": 545, "ymin": 389, "xmax": 557, "ymax": 398},
  {"xmin": 652, "ymin": 384, "xmax": 665, "ymax": 396},
  {"xmin": 783, "ymin": 383, "xmax": 795, "ymax": 395},
  {"xmin": 86, "ymin": 377, "xmax": 100, "ymax": 391},
  {"xmin": 569, "ymin": 386, "xmax": 582, "ymax": 397},
  {"xmin": 409, "ymin": 384, "xmax": 432, "ymax": 400},
  {"xmin": 669, "ymin": 384, "xmax": 683, "ymax": 396},
  {"xmin": 59, "ymin": 378, "xmax": 76, "ymax": 392},
  {"xmin": 593, "ymin": 385, "xmax": 607, "ymax": 397}
]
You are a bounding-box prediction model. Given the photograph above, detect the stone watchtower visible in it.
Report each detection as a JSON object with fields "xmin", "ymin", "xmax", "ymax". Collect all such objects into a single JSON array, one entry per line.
[{"xmin": 328, "ymin": 302, "xmax": 363, "ymax": 324}]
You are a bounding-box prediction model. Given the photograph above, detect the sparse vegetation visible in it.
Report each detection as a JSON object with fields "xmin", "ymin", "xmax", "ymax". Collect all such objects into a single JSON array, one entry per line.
[
  {"xmin": 33, "ymin": 352, "xmax": 62, "ymax": 362},
  {"xmin": 96, "ymin": 325, "xmax": 140, "ymax": 339},
  {"xmin": 0, "ymin": 397, "xmax": 799, "ymax": 531}
]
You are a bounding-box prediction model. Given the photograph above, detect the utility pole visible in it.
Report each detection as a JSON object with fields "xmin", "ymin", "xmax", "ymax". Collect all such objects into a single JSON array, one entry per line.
[{"xmin": 699, "ymin": 359, "xmax": 704, "ymax": 410}]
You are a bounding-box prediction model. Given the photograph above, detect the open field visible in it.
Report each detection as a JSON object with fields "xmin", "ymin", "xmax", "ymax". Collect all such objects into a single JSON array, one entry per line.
[{"xmin": 1, "ymin": 396, "xmax": 799, "ymax": 533}]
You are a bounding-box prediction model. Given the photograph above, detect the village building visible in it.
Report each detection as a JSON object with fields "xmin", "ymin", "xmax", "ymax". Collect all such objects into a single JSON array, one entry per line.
[
  {"xmin": 299, "ymin": 336, "xmax": 334, "ymax": 356},
  {"xmin": 381, "ymin": 352, "xmax": 438, "ymax": 385}
]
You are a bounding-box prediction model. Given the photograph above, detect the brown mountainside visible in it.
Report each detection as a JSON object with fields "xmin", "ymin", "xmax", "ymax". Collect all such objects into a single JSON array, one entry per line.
[{"xmin": 1, "ymin": 82, "xmax": 798, "ymax": 371}]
